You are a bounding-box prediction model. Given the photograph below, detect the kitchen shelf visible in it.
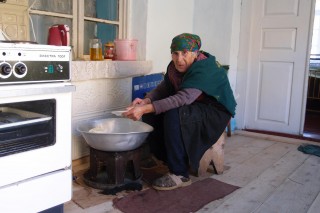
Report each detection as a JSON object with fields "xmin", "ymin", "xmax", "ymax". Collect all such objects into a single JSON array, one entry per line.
[{"xmin": 71, "ymin": 60, "xmax": 153, "ymax": 82}]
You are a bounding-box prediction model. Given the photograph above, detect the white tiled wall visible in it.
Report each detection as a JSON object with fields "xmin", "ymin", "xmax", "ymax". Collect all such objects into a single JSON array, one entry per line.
[
  {"xmin": 71, "ymin": 60, "xmax": 152, "ymax": 160},
  {"xmin": 0, "ymin": 0, "xmax": 29, "ymax": 41}
]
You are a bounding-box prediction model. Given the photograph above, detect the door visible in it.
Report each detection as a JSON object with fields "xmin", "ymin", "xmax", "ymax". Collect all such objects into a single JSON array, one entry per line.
[{"xmin": 245, "ymin": 0, "xmax": 314, "ymax": 134}]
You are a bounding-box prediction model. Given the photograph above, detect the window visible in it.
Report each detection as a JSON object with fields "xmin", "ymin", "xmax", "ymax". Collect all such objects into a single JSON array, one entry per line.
[{"xmin": 28, "ymin": 0, "xmax": 128, "ymax": 59}]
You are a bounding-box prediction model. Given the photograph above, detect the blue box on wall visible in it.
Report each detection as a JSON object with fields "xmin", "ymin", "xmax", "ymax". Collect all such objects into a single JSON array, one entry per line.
[{"xmin": 132, "ymin": 73, "xmax": 164, "ymax": 100}]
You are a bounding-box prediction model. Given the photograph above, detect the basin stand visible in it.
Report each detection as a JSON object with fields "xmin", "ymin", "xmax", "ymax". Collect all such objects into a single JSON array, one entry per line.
[{"xmin": 84, "ymin": 146, "xmax": 142, "ymax": 188}]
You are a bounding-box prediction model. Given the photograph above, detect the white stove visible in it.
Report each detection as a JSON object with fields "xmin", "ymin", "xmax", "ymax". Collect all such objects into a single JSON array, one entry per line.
[{"xmin": 0, "ymin": 42, "xmax": 75, "ymax": 212}]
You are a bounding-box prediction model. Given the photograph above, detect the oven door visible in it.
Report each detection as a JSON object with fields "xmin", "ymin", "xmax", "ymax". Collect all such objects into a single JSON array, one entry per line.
[{"xmin": 0, "ymin": 83, "xmax": 75, "ymax": 212}]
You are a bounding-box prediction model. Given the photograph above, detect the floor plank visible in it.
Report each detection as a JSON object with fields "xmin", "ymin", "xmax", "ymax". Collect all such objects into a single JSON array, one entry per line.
[
  {"xmin": 223, "ymin": 139, "xmax": 275, "ymax": 170},
  {"xmin": 255, "ymin": 156, "xmax": 320, "ymax": 213},
  {"xmin": 308, "ymin": 191, "xmax": 320, "ymax": 213},
  {"xmin": 224, "ymin": 135, "xmax": 273, "ymax": 152}
]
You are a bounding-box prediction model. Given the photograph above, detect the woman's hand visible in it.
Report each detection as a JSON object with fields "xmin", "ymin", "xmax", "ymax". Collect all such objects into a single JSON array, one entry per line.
[
  {"xmin": 130, "ymin": 98, "xmax": 151, "ymax": 107},
  {"xmin": 124, "ymin": 103, "xmax": 154, "ymax": 121}
]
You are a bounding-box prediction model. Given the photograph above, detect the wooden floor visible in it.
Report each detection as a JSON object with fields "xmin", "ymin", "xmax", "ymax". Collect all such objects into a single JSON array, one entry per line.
[{"xmin": 64, "ymin": 131, "xmax": 320, "ymax": 213}]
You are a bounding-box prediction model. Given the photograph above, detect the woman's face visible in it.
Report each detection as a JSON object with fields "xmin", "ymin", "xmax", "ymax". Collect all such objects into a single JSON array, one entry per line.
[{"xmin": 171, "ymin": 51, "xmax": 197, "ymax": 73}]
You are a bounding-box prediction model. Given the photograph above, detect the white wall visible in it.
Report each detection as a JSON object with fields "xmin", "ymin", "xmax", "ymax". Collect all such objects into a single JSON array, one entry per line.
[
  {"xmin": 193, "ymin": 0, "xmax": 241, "ymax": 95},
  {"xmin": 193, "ymin": 0, "xmax": 234, "ymax": 65},
  {"xmin": 129, "ymin": 0, "xmax": 148, "ymax": 61},
  {"xmin": 146, "ymin": 0, "xmax": 194, "ymax": 73},
  {"xmin": 131, "ymin": 0, "xmax": 194, "ymax": 73}
]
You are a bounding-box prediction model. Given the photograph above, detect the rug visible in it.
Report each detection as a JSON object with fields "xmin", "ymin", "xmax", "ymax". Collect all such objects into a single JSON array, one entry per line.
[
  {"xmin": 113, "ymin": 177, "xmax": 240, "ymax": 213},
  {"xmin": 298, "ymin": 143, "xmax": 320, "ymax": 157}
]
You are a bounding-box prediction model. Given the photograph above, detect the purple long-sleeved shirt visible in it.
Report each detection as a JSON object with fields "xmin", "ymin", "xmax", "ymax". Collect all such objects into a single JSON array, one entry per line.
[{"xmin": 145, "ymin": 80, "xmax": 202, "ymax": 114}]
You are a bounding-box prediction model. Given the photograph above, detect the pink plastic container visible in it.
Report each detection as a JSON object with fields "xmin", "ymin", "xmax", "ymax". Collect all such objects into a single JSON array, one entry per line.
[{"xmin": 114, "ymin": 39, "xmax": 138, "ymax": 61}]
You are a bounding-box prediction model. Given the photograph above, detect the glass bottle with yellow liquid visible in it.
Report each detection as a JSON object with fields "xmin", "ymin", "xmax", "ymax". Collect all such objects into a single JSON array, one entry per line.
[{"xmin": 89, "ymin": 38, "xmax": 103, "ymax": 61}]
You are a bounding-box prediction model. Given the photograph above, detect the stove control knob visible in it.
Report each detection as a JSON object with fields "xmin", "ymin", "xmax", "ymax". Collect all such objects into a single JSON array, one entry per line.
[
  {"xmin": 0, "ymin": 62, "xmax": 12, "ymax": 78},
  {"xmin": 13, "ymin": 62, "xmax": 27, "ymax": 78}
]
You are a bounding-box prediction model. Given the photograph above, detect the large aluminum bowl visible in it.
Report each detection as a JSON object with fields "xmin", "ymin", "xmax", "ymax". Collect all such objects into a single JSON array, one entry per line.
[{"xmin": 77, "ymin": 118, "xmax": 153, "ymax": 152}]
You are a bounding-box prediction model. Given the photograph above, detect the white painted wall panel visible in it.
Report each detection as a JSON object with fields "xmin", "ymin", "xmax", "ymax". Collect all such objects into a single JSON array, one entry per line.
[
  {"xmin": 258, "ymin": 62, "xmax": 293, "ymax": 124},
  {"xmin": 262, "ymin": 28, "xmax": 297, "ymax": 50},
  {"xmin": 264, "ymin": 0, "xmax": 299, "ymax": 16}
]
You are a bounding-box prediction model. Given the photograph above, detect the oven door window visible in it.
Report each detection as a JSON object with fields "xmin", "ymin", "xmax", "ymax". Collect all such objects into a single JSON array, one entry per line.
[{"xmin": 0, "ymin": 99, "xmax": 56, "ymax": 157}]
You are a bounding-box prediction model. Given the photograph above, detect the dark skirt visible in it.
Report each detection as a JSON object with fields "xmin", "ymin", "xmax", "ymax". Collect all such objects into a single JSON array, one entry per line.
[
  {"xmin": 179, "ymin": 102, "xmax": 231, "ymax": 172},
  {"xmin": 142, "ymin": 101, "xmax": 231, "ymax": 174}
]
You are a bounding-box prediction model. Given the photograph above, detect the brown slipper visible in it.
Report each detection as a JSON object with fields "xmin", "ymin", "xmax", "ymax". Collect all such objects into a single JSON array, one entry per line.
[{"xmin": 152, "ymin": 173, "xmax": 191, "ymax": 191}]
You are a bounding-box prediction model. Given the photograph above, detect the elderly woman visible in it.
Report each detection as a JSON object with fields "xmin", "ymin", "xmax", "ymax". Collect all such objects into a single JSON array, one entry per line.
[{"xmin": 123, "ymin": 33, "xmax": 236, "ymax": 191}]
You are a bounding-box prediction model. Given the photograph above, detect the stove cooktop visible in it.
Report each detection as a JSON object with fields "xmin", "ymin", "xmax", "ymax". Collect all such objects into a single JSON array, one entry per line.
[{"xmin": 0, "ymin": 42, "xmax": 71, "ymax": 84}]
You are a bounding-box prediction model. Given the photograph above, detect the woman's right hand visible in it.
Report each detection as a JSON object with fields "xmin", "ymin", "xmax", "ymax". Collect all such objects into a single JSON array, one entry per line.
[{"xmin": 124, "ymin": 103, "xmax": 154, "ymax": 121}]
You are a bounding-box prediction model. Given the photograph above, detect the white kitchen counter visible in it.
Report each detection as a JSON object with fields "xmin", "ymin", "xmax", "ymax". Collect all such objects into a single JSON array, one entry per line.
[{"xmin": 71, "ymin": 60, "xmax": 152, "ymax": 81}]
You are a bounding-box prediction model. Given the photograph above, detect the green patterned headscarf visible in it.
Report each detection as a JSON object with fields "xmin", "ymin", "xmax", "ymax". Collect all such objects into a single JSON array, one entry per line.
[{"xmin": 170, "ymin": 33, "xmax": 201, "ymax": 53}]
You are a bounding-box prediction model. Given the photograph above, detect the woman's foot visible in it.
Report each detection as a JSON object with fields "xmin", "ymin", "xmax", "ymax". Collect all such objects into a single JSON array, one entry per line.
[{"xmin": 152, "ymin": 173, "xmax": 191, "ymax": 191}]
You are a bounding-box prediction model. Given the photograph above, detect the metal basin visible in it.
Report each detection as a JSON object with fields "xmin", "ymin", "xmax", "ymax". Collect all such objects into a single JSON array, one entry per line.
[{"xmin": 77, "ymin": 118, "xmax": 153, "ymax": 151}]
